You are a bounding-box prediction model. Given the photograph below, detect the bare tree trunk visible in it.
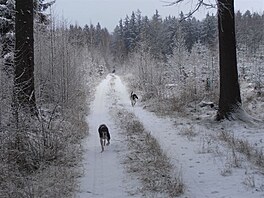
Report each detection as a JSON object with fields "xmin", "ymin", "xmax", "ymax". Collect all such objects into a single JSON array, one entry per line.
[
  {"xmin": 216, "ymin": 0, "xmax": 242, "ymax": 120},
  {"xmin": 49, "ymin": 8, "xmax": 55, "ymax": 103},
  {"xmin": 0, "ymin": 57, "xmax": 2, "ymax": 127},
  {"xmin": 14, "ymin": 0, "xmax": 37, "ymax": 115}
]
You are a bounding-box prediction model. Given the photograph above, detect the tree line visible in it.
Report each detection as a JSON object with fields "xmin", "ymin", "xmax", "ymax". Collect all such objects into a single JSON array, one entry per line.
[
  {"xmin": 52, "ymin": 8, "xmax": 263, "ymax": 70},
  {"xmin": 110, "ymin": 9, "xmax": 263, "ymax": 62},
  {"xmin": 2, "ymin": 4, "xmax": 263, "ymax": 70}
]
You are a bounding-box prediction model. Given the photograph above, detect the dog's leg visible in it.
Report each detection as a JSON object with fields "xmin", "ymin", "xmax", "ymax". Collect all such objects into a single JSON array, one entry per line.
[
  {"xmin": 100, "ymin": 138, "xmax": 104, "ymax": 152},
  {"xmin": 106, "ymin": 138, "xmax": 110, "ymax": 146}
]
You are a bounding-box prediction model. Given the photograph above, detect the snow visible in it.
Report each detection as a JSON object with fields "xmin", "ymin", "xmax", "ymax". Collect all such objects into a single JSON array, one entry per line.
[
  {"xmin": 77, "ymin": 74, "xmax": 140, "ymax": 198},
  {"xmin": 77, "ymin": 73, "xmax": 264, "ymax": 198},
  {"xmin": 130, "ymin": 108, "xmax": 263, "ymax": 198},
  {"xmin": 0, "ymin": 16, "xmax": 11, "ymax": 22}
]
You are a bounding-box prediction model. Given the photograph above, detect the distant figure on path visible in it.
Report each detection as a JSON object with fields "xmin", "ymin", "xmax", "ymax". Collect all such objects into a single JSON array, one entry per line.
[{"xmin": 130, "ymin": 91, "xmax": 138, "ymax": 107}]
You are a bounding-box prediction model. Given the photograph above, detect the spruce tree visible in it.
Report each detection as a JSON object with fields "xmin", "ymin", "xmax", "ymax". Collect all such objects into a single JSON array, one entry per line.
[
  {"xmin": 216, "ymin": 0, "xmax": 242, "ymax": 120},
  {"xmin": 14, "ymin": 0, "xmax": 37, "ymax": 115}
]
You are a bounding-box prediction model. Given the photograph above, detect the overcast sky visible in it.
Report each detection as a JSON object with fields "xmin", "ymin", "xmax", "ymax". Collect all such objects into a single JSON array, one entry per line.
[{"xmin": 53, "ymin": 0, "xmax": 264, "ymax": 32}]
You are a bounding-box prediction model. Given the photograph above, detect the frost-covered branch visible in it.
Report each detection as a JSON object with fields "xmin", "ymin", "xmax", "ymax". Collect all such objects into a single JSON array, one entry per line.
[{"xmin": 162, "ymin": 0, "xmax": 216, "ymax": 20}]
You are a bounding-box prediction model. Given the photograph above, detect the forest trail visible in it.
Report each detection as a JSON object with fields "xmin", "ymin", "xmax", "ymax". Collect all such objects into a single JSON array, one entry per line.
[
  {"xmin": 77, "ymin": 74, "xmax": 138, "ymax": 198},
  {"xmin": 110, "ymin": 75, "xmax": 256, "ymax": 198},
  {"xmin": 77, "ymin": 74, "xmax": 264, "ymax": 198}
]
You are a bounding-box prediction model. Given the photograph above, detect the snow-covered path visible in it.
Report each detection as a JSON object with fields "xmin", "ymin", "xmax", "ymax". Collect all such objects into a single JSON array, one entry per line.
[
  {"xmin": 111, "ymin": 74, "xmax": 264, "ymax": 198},
  {"xmin": 77, "ymin": 74, "xmax": 264, "ymax": 198},
  {"xmin": 111, "ymin": 75, "xmax": 234, "ymax": 198},
  {"xmin": 77, "ymin": 74, "xmax": 139, "ymax": 198}
]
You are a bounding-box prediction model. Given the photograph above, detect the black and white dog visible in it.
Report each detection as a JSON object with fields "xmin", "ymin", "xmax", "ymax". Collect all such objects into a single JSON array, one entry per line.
[
  {"xmin": 98, "ymin": 124, "xmax": 110, "ymax": 152},
  {"xmin": 130, "ymin": 91, "xmax": 138, "ymax": 107}
]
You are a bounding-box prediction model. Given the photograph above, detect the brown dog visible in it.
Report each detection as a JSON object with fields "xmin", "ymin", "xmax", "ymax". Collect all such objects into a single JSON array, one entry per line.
[{"xmin": 98, "ymin": 124, "xmax": 110, "ymax": 152}]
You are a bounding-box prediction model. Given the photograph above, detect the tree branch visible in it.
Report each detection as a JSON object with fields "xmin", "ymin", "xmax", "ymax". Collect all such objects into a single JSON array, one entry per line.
[{"xmin": 162, "ymin": 0, "xmax": 216, "ymax": 21}]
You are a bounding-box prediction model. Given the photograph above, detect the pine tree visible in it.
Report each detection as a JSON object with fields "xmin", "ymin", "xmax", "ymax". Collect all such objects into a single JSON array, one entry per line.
[
  {"xmin": 34, "ymin": 0, "xmax": 55, "ymax": 24},
  {"xmin": 0, "ymin": 0, "xmax": 54, "ymax": 58},
  {"xmin": 14, "ymin": 0, "xmax": 37, "ymax": 115},
  {"xmin": 135, "ymin": 9, "xmax": 142, "ymax": 43},
  {"xmin": 183, "ymin": 17, "xmax": 194, "ymax": 51},
  {"xmin": 149, "ymin": 10, "xmax": 163, "ymax": 59},
  {"xmin": 200, "ymin": 13, "xmax": 217, "ymax": 50},
  {"xmin": 123, "ymin": 15, "xmax": 131, "ymax": 54},
  {"xmin": 95, "ymin": 22, "xmax": 102, "ymax": 47},
  {"xmin": 0, "ymin": 0, "xmax": 15, "ymax": 74},
  {"xmin": 216, "ymin": 0, "xmax": 242, "ymax": 120},
  {"xmin": 111, "ymin": 19, "xmax": 126, "ymax": 64}
]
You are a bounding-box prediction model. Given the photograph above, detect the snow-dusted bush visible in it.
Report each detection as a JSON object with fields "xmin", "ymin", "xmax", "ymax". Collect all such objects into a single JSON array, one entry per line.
[
  {"xmin": 0, "ymin": 18, "xmax": 91, "ymax": 197},
  {"xmin": 0, "ymin": 97, "xmax": 88, "ymax": 197},
  {"xmin": 123, "ymin": 40, "xmax": 220, "ymax": 115}
]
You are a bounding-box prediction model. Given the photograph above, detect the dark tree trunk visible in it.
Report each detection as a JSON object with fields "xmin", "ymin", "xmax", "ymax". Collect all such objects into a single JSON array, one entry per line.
[
  {"xmin": 216, "ymin": 0, "xmax": 242, "ymax": 120},
  {"xmin": 14, "ymin": 0, "xmax": 37, "ymax": 115}
]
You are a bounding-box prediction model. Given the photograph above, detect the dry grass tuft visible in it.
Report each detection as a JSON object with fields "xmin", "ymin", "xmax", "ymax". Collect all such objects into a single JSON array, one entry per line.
[
  {"xmin": 218, "ymin": 130, "xmax": 264, "ymax": 169},
  {"xmin": 113, "ymin": 109, "xmax": 184, "ymax": 197}
]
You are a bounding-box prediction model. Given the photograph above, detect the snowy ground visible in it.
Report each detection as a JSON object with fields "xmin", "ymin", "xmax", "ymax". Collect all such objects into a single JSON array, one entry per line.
[
  {"xmin": 76, "ymin": 74, "xmax": 141, "ymax": 198},
  {"xmin": 76, "ymin": 73, "xmax": 264, "ymax": 198}
]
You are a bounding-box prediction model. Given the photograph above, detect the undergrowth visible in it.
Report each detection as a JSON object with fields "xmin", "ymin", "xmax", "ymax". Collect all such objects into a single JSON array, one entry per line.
[
  {"xmin": 0, "ymin": 102, "xmax": 88, "ymax": 198},
  {"xmin": 218, "ymin": 130, "xmax": 264, "ymax": 169}
]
